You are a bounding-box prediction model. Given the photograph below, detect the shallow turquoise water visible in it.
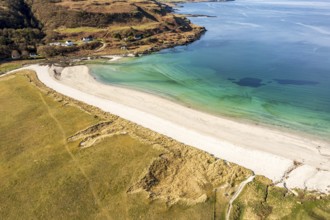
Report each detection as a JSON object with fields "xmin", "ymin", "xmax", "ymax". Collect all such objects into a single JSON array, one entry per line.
[{"xmin": 89, "ymin": 0, "xmax": 330, "ymax": 139}]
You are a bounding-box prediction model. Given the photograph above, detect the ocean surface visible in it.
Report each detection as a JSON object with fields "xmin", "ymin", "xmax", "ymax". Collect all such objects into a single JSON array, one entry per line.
[{"xmin": 89, "ymin": 0, "xmax": 330, "ymax": 139}]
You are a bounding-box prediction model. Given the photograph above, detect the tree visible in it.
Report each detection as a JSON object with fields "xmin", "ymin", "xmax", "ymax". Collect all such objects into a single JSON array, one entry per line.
[
  {"xmin": 37, "ymin": 45, "xmax": 58, "ymax": 58},
  {"xmin": 113, "ymin": 32, "xmax": 122, "ymax": 40},
  {"xmin": 21, "ymin": 50, "xmax": 29, "ymax": 59},
  {"xmin": 11, "ymin": 50, "xmax": 20, "ymax": 59},
  {"xmin": 44, "ymin": 30, "xmax": 61, "ymax": 43}
]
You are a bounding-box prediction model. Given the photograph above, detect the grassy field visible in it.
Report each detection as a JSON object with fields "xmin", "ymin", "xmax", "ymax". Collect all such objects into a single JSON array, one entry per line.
[
  {"xmin": 0, "ymin": 71, "xmax": 329, "ymax": 219},
  {"xmin": 55, "ymin": 27, "xmax": 107, "ymax": 34},
  {"xmin": 0, "ymin": 71, "xmax": 236, "ymax": 219},
  {"xmin": 0, "ymin": 60, "xmax": 43, "ymax": 75}
]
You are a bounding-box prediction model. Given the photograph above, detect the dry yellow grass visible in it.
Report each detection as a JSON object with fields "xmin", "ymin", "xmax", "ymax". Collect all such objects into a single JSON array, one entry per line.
[
  {"xmin": 56, "ymin": 0, "xmax": 160, "ymax": 14},
  {"xmin": 55, "ymin": 27, "xmax": 107, "ymax": 34},
  {"xmin": 232, "ymin": 176, "xmax": 330, "ymax": 219},
  {"xmin": 1, "ymin": 71, "xmax": 328, "ymax": 219},
  {"xmin": 0, "ymin": 71, "xmax": 247, "ymax": 219}
]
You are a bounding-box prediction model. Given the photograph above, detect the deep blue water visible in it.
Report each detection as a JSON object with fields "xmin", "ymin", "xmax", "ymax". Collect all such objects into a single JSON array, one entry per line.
[{"xmin": 89, "ymin": 0, "xmax": 330, "ymax": 139}]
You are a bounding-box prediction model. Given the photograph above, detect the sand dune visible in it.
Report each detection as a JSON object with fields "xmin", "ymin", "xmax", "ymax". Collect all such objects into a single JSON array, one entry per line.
[{"xmin": 9, "ymin": 64, "xmax": 330, "ymax": 193}]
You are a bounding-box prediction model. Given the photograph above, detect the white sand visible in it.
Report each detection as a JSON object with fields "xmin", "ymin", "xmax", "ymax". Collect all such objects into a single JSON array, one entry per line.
[
  {"xmin": 99, "ymin": 55, "xmax": 123, "ymax": 62},
  {"xmin": 7, "ymin": 64, "xmax": 330, "ymax": 193},
  {"xmin": 100, "ymin": 54, "xmax": 135, "ymax": 62}
]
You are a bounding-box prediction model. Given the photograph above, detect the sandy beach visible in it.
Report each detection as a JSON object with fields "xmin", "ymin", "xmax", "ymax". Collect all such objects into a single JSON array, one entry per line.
[{"xmin": 9, "ymin": 64, "xmax": 330, "ymax": 193}]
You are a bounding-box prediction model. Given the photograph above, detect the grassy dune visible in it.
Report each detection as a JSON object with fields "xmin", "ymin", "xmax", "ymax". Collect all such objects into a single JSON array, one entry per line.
[
  {"xmin": 231, "ymin": 176, "xmax": 330, "ymax": 219},
  {"xmin": 0, "ymin": 71, "xmax": 329, "ymax": 219},
  {"xmin": 0, "ymin": 71, "xmax": 232, "ymax": 219}
]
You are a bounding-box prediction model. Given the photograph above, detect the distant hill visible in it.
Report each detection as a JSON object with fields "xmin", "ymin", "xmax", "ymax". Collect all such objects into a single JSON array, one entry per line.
[
  {"xmin": 0, "ymin": 0, "xmax": 204, "ymax": 60},
  {"xmin": 27, "ymin": 0, "xmax": 170, "ymax": 29}
]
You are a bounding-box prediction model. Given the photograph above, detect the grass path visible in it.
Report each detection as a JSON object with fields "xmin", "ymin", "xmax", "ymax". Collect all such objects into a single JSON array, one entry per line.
[
  {"xmin": 38, "ymin": 92, "xmax": 112, "ymax": 220},
  {"xmin": 226, "ymin": 175, "xmax": 255, "ymax": 220},
  {"xmin": 96, "ymin": 42, "xmax": 107, "ymax": 52}
]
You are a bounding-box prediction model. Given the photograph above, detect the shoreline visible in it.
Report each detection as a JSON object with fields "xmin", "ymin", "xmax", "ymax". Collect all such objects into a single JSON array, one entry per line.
[
  {"xmin": 8, "ymin": 64, "xmax": 329, "ymax": 194},
  {"xmin": 89, "ymin": 67, "xmax": 329, "ymax": 144}
]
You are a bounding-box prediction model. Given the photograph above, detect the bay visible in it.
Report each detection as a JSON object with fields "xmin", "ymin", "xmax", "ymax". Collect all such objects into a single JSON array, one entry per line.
[{"xmin": 89, "ymin": 0, "xmax": 330, "ymax": 139}]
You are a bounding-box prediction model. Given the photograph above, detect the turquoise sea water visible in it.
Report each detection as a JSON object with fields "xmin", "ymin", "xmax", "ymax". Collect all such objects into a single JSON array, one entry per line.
[{"xmin": 89, "ymin": 0, "xmax": 330, "ymax": 139}]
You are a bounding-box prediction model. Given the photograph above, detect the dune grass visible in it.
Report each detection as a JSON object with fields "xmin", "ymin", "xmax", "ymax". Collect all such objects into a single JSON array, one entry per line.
[
  {"xmin": 1, "ymin": 71, "xmax": 329, "ymax": 219},
  {"xmin": 0, "ymin": 71, "xmax": 216, "ymax": 219},
  {"xmin": 231, "ymin": 176, "xmax": 330, "ymax": 219}
]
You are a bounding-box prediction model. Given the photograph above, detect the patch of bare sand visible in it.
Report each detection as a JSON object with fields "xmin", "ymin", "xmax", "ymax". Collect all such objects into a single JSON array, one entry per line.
[
  {"xmin": 127, "ymin": 146, "xmax": 251, "ymax": 205},
  {"xmin": 66, "ymin": 118, "xmax": 252, "ymax": 205}
]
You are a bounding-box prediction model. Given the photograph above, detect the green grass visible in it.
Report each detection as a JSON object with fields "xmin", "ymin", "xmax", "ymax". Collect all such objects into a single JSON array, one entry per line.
[
  {"xmin": 0, "ymin": 60, "xmax": 44, "ymax": 75},
  {"xmin": 0, "ymin": 61, "xmax": 28, "ymax": 75},
  {"xmin": 0, "ymin": 62, "xmax": 22, "ymax": 74},
  {"xmin": 232, "ymin": 176, "xmax": 330, "ymax": 219}
]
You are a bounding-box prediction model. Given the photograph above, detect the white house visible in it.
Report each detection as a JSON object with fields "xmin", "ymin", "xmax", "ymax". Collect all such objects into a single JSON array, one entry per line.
[
  {"xmin": 49, "ymin": 42, "xmax": 61, "ymax": 46},
  {"xmin": 29, "ymin": 53, "xmax": 38, "ymax": 58},
  {"xmin": 82, "ymin": 36, "xmax": 93, "ymax": 43},
  {"xmin": 65, "ymin": 40, "xmax": 74, "ymax": 46},
  {"xmin": 134, "ymin": 34, "xmax": 143, "ymax": 40},
  {"xmin": 11, "ymin": 50, "xmax": 21, "ymax": 59}
]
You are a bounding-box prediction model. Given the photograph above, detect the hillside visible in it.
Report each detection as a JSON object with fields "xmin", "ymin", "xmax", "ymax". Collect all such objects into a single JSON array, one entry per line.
[
  {"xmin": 27, "ymin": 0, "xmax": 169, "ymax": 28},
  {"xmin": 0, "ymin": 0, "xmax": 38, "ymax": 29},
  {"xmin": 160, "ymin": 0, "xmax": 229, "ymax": 4},
  {"xmin": 0, "ymin": 0, "xmax": 43, "ymax": 59},
  {"xmin": 0, "ymin": 0, "xmax": 205, "ymax": 60}
]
